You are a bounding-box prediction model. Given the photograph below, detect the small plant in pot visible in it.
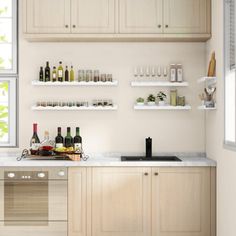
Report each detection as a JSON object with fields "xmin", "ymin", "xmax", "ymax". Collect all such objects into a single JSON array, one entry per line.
[
  {"xmin": 147, "ymin": 94, "xmax": 156, "ymax": 106},
  {"xmin": 136, "ymin": 97, "xmax": 145, "ymax": 106},
  {"xmin": 157, "ymin": 91, "xmax": 167, "ymax": 106}
]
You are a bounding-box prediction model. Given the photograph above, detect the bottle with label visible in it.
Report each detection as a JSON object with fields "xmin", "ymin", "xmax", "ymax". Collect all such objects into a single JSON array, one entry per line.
[
  {"xmin": 45, "ymin": 61, "xmax": 51, "ymax": 82},
  {"xmin": 55, "ymin": 127, "xmax": 64, "ymax": 148},
  {"xmin": 30, "ymin": 123, "xmax": 41, "ymax": 155},
  {"xmin": 74, "ymin": 127, "xmax": 82, "ymax": 151},
  {"xmin": 52, "ymin": 66, "xmax": 57, "ymax": 82},
  {"xmin": 65, "ymin": 66, "xmax": 69, "ymax": 82},
  {"xmin": 57, "ymin": 61, "xmax": 64, "ymax": 82},
  {"xmin": 70, "ymin": 66, "xmax": 75, "ymax": 82},
  {"xmin": 177, "ymin": 64, "xmax": 183, "ymax": 82},
  {"xmin": 39, "ymin": 67, "xmax": 44, "ymax": 82},
  {"xmin": 65, "ymin": 127, "xmax": 73, "ymax": 148},
  {"xmin": 170, "ymin": 64, "xmax": 177, "ymax": 82}
]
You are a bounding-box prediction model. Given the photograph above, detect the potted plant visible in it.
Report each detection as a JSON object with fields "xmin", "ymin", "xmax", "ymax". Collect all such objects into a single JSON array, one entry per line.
[
  {"xmin": 136, "ymin": 97, "xmax": 145, "ymax": 106},
  {"xmin": 157, "ymin": 91, "xmax": 167, "ymax": 106},
  {"xmin": 147, "ymin": 94, "xmax": 156, "ymax": 106}
]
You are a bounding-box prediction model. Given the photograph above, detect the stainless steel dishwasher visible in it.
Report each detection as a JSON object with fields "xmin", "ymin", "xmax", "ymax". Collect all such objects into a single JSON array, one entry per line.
[{"xmin": 0, "ymin": 167, "xmax": 67, "ymax": 236}]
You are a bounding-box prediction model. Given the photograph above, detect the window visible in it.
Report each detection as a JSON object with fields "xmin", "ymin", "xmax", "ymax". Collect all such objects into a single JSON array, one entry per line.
[
  {"xmin": 0, "ymin": 0, "xmax": 17, "ymax": 147},
  {"xmin": 224, "ymin": 0, "xmax": 236, "ymax": 148}
]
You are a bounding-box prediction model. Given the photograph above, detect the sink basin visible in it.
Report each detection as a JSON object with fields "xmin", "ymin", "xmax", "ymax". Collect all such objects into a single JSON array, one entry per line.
[{"xmin": 121, "ymin": 156, "xmax": 182, "ymax": 162}]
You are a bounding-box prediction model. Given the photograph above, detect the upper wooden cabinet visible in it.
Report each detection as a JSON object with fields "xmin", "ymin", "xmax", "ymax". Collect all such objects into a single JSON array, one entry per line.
[
  {"xmin": 71, "ymin": 0, "xmax": 115, "ymax": 33},
  {"xmin": 91, "ymin": 167, "xmax": 151, "ymax": 236},
  {"xmin": 26, "ymin": 0, "xmax": 71, "ymax": 33},
  {"xmin": 23, "ymin": 0, "xmax": 211, "ymax": 41},
  {"xmin": 163, "ymin": 0, "xmax": 209, "ymax": 34},
  {"xmin": 119, "ymin": 0, "xmax": 163, "ymax": 33}
]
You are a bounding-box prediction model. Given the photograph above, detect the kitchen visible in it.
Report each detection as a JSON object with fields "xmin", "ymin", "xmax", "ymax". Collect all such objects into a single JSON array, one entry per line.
[{"xmin": 0, "ymin": 0, "xmax": 235, "ymax": 236}]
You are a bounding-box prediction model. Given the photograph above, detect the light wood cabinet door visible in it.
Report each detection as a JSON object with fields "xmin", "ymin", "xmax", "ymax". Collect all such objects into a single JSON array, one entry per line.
[
  {"xmin": 68, "ymin": 168, "xmax": 87, "ymax": 236},
  {"xmin": 26, "ymin": 0, "xmax": 71, "ymax": 33},
  {"xmin": 92, "ymin": 167, "xmax": 151, "ymax": 236},
  {"xmin": 71, "ymin": 0, "xmax": 115, "ymax": 33},
  {"xmin": 163, "ymin": 0, "xmax": 209, "ymax": 33},
  {"xmin": 152, "ymin": 167, "xmax": 211, "ymax": 236},
  {"xmin": 119, "ymin": 0, "xmax": 162, "ymax": 33}
]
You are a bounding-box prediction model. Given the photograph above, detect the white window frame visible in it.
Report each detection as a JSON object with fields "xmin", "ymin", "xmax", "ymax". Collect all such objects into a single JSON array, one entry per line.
[
  {"xmin": 0, "ymin": 0, "xmax": 18, "ymax": 147},
  {"xmin": 224, "ymin": 0, "xmax": 236, "ymax": 150}
]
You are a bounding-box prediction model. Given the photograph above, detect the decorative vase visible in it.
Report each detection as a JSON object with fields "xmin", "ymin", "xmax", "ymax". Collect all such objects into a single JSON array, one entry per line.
[
  {"xmin": 158, "ymin": 101, "xmax": 166, "ymax": 106},
  {"xmin": 147, "ymin": 101, "xmax": 156, "ymax": 106},
  {"xmin": 136, "ymin": 102, "xmax": 145, "ymax": 106}
]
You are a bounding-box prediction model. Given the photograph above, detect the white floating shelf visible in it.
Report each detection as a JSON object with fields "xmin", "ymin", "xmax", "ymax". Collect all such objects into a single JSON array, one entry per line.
[
  {"xmin": 197, "ymin": 77, "xmax": 217, "ymax": 83},
  {"xmin": 32, "ymin": 105, "xmax": 118, "ymax": 111},
  {"xmin": 134, "ymin": 105, "xmax": 192, "ymax": 110},
  {"xmin": 198, "ymin": 105, "xmax": 216, "ymax": 110},
  {"xmin": 32, "ymin": 80, "xmax": 118, "ymax": 87},
  {"xmin": 131, "ymin": 81, "xmax": 189, "ymax": 87}
]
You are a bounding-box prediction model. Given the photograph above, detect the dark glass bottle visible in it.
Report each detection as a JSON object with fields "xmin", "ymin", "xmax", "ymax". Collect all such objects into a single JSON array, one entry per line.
[
  {"xmin": 39, "ymin": 67, "xmax": 44, "ymax": 82},
  {"xmin": 74, "ymin": 127, "xmax": 82, "ymax": 151},
  {"xmin": 65, "ymin": 127, "xmax": 73, "ymax": 148},
  {"xmin": 57, "ymin": 61, "xmax": 63, "ymax": 82},
  {"xmin": 65, "ymin": 66, "xmax": 69, "ymax": 82},
  {"xmin": 30, "ymin": 123, "xmax": 41, "ymax": 155},
  {"xmin": 45, "ymin": 61, "xmax": 51, "ymax": 82},
  {"xmin": 55, "ymin": 127, "xmax": 64, "ymax": 148}
]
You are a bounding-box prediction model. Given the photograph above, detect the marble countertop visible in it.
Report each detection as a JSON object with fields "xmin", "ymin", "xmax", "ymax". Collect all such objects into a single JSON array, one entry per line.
[{"xmin": 0, "ymin": 152, "xmax": 217, "ymax": 167}]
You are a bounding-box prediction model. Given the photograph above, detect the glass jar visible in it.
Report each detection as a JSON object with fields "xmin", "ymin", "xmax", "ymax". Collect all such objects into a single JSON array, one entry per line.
[
  {"xmin": 170, "ymin": 90, "xmax": 177, "ymax": 106},
  {"xmin": 94, "ymin": 70, "xmax": 99, "ymax": 82}
]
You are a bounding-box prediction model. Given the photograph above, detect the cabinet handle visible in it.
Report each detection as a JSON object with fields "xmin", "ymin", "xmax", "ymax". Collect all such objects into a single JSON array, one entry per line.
[
  {"xmin": 154, "ymin": 172, "xmax": 159, "ymax": 176},
  {"xmin": 158, "ymin": 25, "xmax": 161, "ymax": 28},
  {"xmin": 65, "ymin": 25, "xmax": 69, "ymax": 28},
  {"xmin": 165, "ymin": 25, "xmax": 169, "ymax": 28},
  {"xmin": 72, "ymin": 25, "xmax": 76, "ymax": 28},
  {"xmin": 144, "ymin": 173, "xmax": 149, "ymax": 176}
]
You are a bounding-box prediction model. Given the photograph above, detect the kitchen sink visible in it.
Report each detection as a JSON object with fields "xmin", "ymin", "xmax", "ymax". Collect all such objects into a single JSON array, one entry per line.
[{"xmin": 121, "ymin": 156, "xmax": 182, "ymax": 162}]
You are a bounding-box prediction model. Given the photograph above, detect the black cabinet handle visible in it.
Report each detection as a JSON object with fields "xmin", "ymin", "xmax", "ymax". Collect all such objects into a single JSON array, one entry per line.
[
  {"xmin": 65, "ymin": 25, "xmax": 69, "ymax": 28},
  {"xmin": 154, "ymin": 172, "xmax": 159, "ymax": 176},
  {"xmin": 144, "ymin": 173, "xmax": 149, "ymax": 176}
]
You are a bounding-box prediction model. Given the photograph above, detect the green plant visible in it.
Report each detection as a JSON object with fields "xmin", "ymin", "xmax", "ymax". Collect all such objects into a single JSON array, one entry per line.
[
  {"xmin": 157, "ymin": 91, "xmax": 167, "ymax": 101},
  {"xmin": 0, "ymin": 83, "xmax": 8, "ymax": 139},
  {"xmin": 136, "ymin": 97, "xmax": 144, "ymax": 103},
  {"xmin": 147, "ymin": 94, "xmax": 156, "ymax": 102}
]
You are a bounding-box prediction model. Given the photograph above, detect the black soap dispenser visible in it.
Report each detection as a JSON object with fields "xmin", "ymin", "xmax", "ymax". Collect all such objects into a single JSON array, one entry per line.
[{"xmin": 146, "ymin": 137, "xmax": 152, "ymax": 158}]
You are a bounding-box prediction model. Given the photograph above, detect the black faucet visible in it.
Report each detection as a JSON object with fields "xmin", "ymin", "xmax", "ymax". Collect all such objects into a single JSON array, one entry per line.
[{"xmin": 146, "ymin": 137, "xmax": 152, "ymax": 158}]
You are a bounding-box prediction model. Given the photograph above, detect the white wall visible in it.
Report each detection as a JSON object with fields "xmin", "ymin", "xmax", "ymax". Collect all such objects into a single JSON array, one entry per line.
[
  {"xmin": 6, "ymin": 1, "xmax": 206, "ymax": 154},
  {"xmin": 206, "ymin": 0, "xmax": 236, "ymax": 236}
]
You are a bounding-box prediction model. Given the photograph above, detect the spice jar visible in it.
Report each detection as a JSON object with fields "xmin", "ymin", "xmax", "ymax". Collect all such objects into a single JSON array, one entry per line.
[
  {"xmin": 177, "ymin": 96, "xmax": 185, "ymax": 106},
  {"xmin": 170, "ymin": 90, "xmax": 177, "ymax": 106}
]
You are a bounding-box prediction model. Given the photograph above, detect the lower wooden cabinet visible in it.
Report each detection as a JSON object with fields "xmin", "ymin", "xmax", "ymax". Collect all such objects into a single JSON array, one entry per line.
[
  {"xmin": 68, "ymin": 167, "xmax": 215, "ymax": 236},
  {"xmin": 152, "ymin": 167, "xmax": 211, "ymax": 236}
]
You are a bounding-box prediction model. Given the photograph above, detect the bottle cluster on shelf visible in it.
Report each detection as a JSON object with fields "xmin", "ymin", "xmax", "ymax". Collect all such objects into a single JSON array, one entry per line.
[
  {"xmin": 30, "ymin": 124, "xmax": 82, "ymax": 156},
  {"xmin": 35, "ymin": 99, "xmax": 115, "ymax": 108},
  {"xmin": 136, "ymin": 89, "xmax": 187, "ymax": 107},
  {"xmin": 39, "ymin": 61, "xmax": 113, "ymax": 83},
  {"xmin": 133, "ymin": 64, "xmax": 184, "ymax": 82}
]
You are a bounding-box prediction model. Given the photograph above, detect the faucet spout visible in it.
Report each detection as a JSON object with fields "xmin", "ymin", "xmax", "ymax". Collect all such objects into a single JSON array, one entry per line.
[{"xmin": 146, "ymin": 137, "xmax": 152, "ymax": 158}]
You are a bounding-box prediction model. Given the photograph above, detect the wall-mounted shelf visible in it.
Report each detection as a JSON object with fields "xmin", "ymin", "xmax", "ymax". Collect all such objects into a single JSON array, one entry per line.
[
  {"xmin": 32, "ymin": 105, "xmax": 118, "ymax": 111},
  {"xmin": 32, "ymin": 80, "xmax": 118, "ymax": 87},
  {"xmin": 197, "ymin": 77, "xmax": 217, "ymax": 84},
  {"xmin": 131, "ymin": 81, "xmax": 189, "ymax": 87},
  {"xmin": 134, "ymin": 105, "xmax": 192, "ymax": 110},
  {"xmin": 198, "ymin": 105, "xmax": 216, "ymax": 110}
]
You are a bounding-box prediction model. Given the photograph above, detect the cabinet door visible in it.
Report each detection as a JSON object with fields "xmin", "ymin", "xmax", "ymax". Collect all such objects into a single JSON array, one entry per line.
[
  {"xmin": 68, "ymin": 168, "xmax": 87, "ymax": 236},
  {"xmin": 71, "ymin": 0, "xmax": 115, "ymax": 33},
  {"xmin": 26, "ymin": 0, "xmax": 71, "ymax": 33},
  {"xmin": 163, "ymin": 0, "xmax": 208, "ymax": 33},
  {"xmin": 152, "ymin": 167, "xmax": 211, "ymax": 236},
  {"xmin": 119, "ymin": 0, "xmax": 162, "ymax": 33},
  {"xmin": 92, "ymin": 167, "xmax": 151, "ymax": 236}
]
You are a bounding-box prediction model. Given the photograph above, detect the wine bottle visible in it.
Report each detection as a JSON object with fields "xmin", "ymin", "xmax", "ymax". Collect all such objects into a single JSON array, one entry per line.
[
  {"xmin": 52, "ymin": 66, "xmax": 57, "ymax": 82},
  {"xmin": 45, "ymin": 61, "xmax": 51, "ymax": 82},
  {"xmin": 65, "ymin": 66, "xmax": 69, "ymax": 82},
  {"xmin": 58, "ymin": 61, "xmax": 64, "ymax": 82},
  {"xmin": 39, "ymin": 67, "xmax": 44, "ymax": 82},
  {"xmin": 30, "ymin": 123, "xmax": 41, "ymax": 155},
  {"xmin": 70, "ymin": 66, "xmax": 75, "ymax": 82},
  {"xmin": 65, "ymin": 127, "xmax": 73, "ymax": 148},
  {"xmin": 74, "ymin": 127, "xmax": 82, "ymax": 151},
  {"xmin": 55, "ymin": 127, "xmax": 64, "ymax": 148}
]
